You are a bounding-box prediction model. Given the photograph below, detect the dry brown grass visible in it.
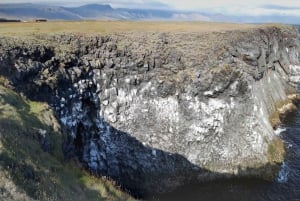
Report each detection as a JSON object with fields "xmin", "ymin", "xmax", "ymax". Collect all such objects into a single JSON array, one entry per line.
[
  {"xmin": 0, "ymin": 20, "xmax": 257, "ymax": 36},
  {"xmin": 267, "ymin": 137, "xmax": 285, "ymax": 164},
  {"xmin": 269, "ymin": 97, "xmax": 298, "ymax": 129}
]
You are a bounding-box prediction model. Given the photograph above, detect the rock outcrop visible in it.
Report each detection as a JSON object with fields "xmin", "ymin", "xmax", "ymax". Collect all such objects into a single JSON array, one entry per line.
[{"xmin": 0, "ymin": 25, "xmax": 299, "ymax": 196}]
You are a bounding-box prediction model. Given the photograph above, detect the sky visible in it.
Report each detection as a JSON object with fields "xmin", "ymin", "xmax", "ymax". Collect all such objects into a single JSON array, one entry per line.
[{"xmin": 2, "ymin": 0, "xmax": 300, "ymax": 16}]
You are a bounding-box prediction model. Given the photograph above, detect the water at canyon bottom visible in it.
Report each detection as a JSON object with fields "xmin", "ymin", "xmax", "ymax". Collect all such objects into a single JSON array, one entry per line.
[{"xmin": 149, "ymin": 103, "xmax": 300, "ymax": 201}]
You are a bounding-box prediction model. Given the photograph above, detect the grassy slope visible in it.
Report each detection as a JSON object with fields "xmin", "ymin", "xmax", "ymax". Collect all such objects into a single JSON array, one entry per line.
[{"xmin": 0, "ymin": 78, "xmax": 135, "ymax": 201}]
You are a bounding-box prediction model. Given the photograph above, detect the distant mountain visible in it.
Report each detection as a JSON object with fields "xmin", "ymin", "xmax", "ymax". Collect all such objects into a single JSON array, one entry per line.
[
  {"xmin": 64, "ymin": 4, "xmax": 210, "ymax": 21},
  {"xmin": 0, "ymin": 3, "xmax": 210, "ymax": 21},
  {"xmin": 0, "ymin": 3, "xmax": 300, "ymax": 24},
  {"xmin": 0, "ymin": 3, "xmax": 81, "ymax": 20},
  {"xmin": 65, "ymin": 4, "xmax": 113, "ymax": 18}
]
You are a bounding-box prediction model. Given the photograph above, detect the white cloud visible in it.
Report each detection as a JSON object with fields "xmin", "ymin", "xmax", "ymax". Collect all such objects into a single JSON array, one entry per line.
[
  {"xmin": 224, "ymin": 7, "xmax": 300, "ymax": 17},
  {"xmin": 157, "ymin": 0, "xmax": 300, "ymax": 17},
  {"xmin": 158, "ymin": 0, "xmax": 300, "ymax": 11}
]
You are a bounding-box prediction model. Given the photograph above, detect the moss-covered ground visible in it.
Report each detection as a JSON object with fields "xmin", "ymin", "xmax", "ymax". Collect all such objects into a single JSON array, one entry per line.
[{"xmin": 0, "ymin": 79, "xmax": 135, "ymax": 201}]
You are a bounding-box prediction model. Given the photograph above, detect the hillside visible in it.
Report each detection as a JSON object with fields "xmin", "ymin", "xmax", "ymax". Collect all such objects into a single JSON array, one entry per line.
[{"xmin": 0, "ymin": 77, "xmax": 134, "ymax": 200}]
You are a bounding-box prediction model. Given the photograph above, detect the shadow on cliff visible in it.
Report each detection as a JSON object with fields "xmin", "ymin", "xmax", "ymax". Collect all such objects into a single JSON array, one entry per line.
[
  {"xmin": 0, "ymin": 46, "xmax": 283, "ymax": 200},
  {"xmin": 0, "ymin": 75, "xmax": 282, "ymax": 199},
  {"xmin": 56, "ymin": 89, "xmax": 281, "ymax": 199},
  {"xmin": 0, "ymin": 86, "xmax": 131, "ymax": 201},
  {"xmin": 74, "ymin": 121, "xmax": 282, "ymax": 199}
]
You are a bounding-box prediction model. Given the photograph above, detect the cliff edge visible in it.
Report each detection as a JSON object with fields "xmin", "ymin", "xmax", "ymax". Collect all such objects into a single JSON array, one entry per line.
[{"xmin": 0, "ymin": 24, "xmax": 299, "ymax": 196}]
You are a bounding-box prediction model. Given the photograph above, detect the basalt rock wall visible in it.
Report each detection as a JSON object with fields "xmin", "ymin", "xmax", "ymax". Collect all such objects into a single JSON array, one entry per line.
[{"xmin": 0, "ymin": 25, "xmax": 299, "ymax": 195}]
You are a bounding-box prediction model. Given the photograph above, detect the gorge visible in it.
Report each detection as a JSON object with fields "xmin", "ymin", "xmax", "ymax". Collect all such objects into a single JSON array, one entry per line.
[{"xmin": 0, "ymin": 23, "xmax": 300, "ymax": 199}]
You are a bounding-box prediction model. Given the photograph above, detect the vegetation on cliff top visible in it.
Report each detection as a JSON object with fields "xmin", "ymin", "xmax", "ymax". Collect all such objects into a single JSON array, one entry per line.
[
  {"xmin": 0, "ymin": 21, "xmax": 256, "ymax": 36},
  {"xmin": 0, "ymin": 77, "xmax": 134, "ymax": 201}
]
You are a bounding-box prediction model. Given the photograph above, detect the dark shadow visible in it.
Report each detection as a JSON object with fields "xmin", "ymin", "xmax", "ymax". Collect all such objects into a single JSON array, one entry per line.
[
  {"xmin": 75, "ymin": 123, "xmax": 84, "ymax": 148},
  {"xmin": 0, "ymin": 87, "xmax": 110, "ymax": 200}
]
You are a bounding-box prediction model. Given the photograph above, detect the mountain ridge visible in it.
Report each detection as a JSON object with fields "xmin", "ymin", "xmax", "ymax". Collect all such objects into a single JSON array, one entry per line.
[
  {"xmin": 1, "ymin": 3, "xmax": 300, "ymax": 23},
  {"xmin": 0, "ymin": 3, "xmax": 209, "ymax": 21}
]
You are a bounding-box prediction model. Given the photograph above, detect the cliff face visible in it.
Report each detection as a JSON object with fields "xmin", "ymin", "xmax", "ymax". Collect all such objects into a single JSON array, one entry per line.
[{"xmin": 0, "ymin": 25, "xmax": 299, "ymax": 196}]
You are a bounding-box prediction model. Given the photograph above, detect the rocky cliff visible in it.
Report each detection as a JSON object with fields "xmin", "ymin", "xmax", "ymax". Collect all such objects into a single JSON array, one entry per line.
[{"xmin": 0, "ymin": 25, "xmax": 299, "ymax": 196}]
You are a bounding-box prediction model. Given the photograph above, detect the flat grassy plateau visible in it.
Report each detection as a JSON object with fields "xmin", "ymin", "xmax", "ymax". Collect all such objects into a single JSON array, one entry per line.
[{"xmin": 0, "ymin": 21, "xmax": 256, "ymax": 36}]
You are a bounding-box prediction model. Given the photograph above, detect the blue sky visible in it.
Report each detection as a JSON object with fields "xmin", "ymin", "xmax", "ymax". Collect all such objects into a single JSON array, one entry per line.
[{"xmin": 2, "ymin": 0, "xmax": 300, "ymax": 16}]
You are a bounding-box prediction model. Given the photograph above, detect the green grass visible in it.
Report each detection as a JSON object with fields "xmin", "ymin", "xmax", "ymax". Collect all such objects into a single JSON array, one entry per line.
[{"xmin": 0, "ymin": 82, "xmax": 135, "ymax": 201}]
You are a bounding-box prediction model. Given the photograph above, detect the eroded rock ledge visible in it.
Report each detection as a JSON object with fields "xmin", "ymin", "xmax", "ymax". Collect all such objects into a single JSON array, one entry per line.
[{"xmin": 0, "ymin": 25, "xmax": 300, "ymax": 196}]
